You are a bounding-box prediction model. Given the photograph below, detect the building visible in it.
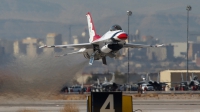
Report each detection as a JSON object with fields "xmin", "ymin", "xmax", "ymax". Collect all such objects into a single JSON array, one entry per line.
[
  {"xmin": 146, "ymin": 45, "xmax": 174, "ymax": 61},
  {"xmin": 45, "ymin": 33, "xmax": 62, "ymax": 54},
  {"xmin": 13, "ymin": 40, "xmax": 26, "ymax": 55},
  {"xmin": 141, "ymin": 35, "xmax": 153, "ymax": 42},
  {"xmin": 73, "ymin": 36, "xmax": 79, "ymax": 44},
  {"xmin": 171, "ymin": 42, "xmax": 187, "ymax": 58},
  {"xmin": 188, "ymin": 42, "xmax": 200, "ymax": 60},
  {"xmin": 80, "ymin": 28, "xmax": 89, "ymax": 43},
  {"xmin": 197, "ymin": 36, "xmax": 200, "ymax": 42},
  {"xmin": 196, "ymin": 52, "xmax": 200, "ymax": 67},
  {"xmin": 22, "ymin": 37, "xmax": 43, "ymax": 57},
  {"xmin": 0, "ymin": 39, "xmax": 13, "ymax": 55},
  {"xmin": 160, "ymin": 70, "xmax": 200, "ymax": 87}
]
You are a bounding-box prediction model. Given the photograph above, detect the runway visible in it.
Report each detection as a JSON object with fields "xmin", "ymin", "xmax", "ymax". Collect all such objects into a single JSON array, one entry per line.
[
  {"xmin": 0, "ymin": 99, "xmax": 200, "ymax": 112},
  {"xmin": 133, "ymin": 100, "xmax": 200, "ymax": 112}
]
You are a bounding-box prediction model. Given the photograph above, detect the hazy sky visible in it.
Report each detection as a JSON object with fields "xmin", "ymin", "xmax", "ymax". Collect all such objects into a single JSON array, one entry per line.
[
  {"xmin": 130, "ymin": 0, "xmax": 199, "ymax": 15},
  {"xmin": 1, "ymin": 0, "xmax": 199, "ymax": 21},
  {"xmin": 0, "ymin": 0, "xmax": 199, "ymax": 42}
]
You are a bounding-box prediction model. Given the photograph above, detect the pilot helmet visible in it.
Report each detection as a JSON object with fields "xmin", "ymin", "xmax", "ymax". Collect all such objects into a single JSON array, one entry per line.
[{"xmin": 109, "ymin": 25, "xmax": 122, "ymax": 31}]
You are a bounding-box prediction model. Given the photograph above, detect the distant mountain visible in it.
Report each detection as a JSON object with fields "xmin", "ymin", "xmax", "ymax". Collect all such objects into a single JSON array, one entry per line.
[
  {"xmin": 0, "ymin": 19, "xmax": 87, "ymax": 41},
  {"xmin": 0, "ymin": 0, "xmax": 200, "ymax": 43},
  {"xmin": 0, "ymin": 0, "xmax": 62, "ymax": 21}
]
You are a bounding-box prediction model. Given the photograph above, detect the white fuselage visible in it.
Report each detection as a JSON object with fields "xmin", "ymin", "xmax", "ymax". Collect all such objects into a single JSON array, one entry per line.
[
  {"xmin": 92, "ymin": 30, "xmax": 127, "ymax": 44},
  {"xmin": 82, "ymin": 30, "xmax": 128, "ymax": 60}
]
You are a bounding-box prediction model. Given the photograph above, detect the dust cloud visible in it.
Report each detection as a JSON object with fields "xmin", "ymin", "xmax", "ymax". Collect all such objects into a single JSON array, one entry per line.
[{"xmin": 0, "ymin": 52, "xmax": 88, "ymax": 99}]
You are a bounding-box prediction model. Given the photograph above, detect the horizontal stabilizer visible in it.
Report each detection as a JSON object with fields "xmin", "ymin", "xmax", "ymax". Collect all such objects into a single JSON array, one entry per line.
[{"xmin": 55, "ymin": 48, "xmax": 86, "ymax": 57}]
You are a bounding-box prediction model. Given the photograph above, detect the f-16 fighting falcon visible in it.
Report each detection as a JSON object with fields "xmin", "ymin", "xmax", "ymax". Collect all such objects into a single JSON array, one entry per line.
[{"xmin": 39, "ymin": 12, "xmax": 165, "ymax": 65}]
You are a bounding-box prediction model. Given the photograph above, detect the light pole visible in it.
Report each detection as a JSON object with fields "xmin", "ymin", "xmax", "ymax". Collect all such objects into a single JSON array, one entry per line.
[
  {"xmin": 127, "ymin": 11, "xmax": 132, "ymax": 85},
  {"xmin": 186, "ymin": 5, "xmax": 191, "ymax": 81}
]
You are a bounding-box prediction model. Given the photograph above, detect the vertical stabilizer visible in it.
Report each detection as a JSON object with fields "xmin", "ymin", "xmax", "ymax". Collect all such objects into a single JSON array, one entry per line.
[
  {"xmin": 104, "ymin": 77, "xmax": 107, "ymax": 82},
  {"xmin": 146, "ymin": 73, "xmax": 149, "ymax": 82},
  {"xmin": 181, "ymin": 73, "xmax": 184, "ymax": 82},
  {"xmin": 97, "ymin": 79, "xmax": 100, "ymax": 85},
  {"xmin": 86, "ymin": 12, "xmax": 100, "ymax": 43},
  {"xmin": 149, "ymin": 76, "xmax": 152, "ymax": 82},
  {"xmin": 192, "ymin": 73, "xmax": 194, "ymax": 80},
  {"xmin": 190, "ymin": 76, "xmax": 193, "ymax": 81},
  {"xmin": 157, "ymin": 73, "xmax": 160, "ymax": 82},
  {"xmin": 110, "ymin": 73, "xmax": 115, "ymax": 83}
]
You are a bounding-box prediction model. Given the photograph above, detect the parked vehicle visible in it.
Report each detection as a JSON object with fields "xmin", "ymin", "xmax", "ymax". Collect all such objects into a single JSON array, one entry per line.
[
  {"xmin": 60, "ymin": 86, "xmax": 68, "ymax": 93},
  {"xmin": 141, "ymin": 83, "xmax": 154, "ymax": 91},
  {"xmin": 68, "ymin": 85, "xmax": 82, "ymax": 92}
]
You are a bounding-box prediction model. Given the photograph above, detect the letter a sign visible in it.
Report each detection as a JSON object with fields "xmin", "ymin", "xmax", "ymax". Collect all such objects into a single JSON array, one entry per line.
[{"xmin": 91, "ymin": 92, "xmax": 122, "ymax": 112}]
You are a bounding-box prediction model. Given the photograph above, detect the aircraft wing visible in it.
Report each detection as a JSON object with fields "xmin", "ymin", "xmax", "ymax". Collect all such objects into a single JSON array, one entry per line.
[
  {"xmin": 39, "ymin": 43, "xmax": 93, "ymax": 49},
  {"xmin": 55, "ymin": 51, "xmax": 83, "ymax": 57},
  {"xmin": 124, "ymin": 43, "xmax": 165, "ymax": 48}
]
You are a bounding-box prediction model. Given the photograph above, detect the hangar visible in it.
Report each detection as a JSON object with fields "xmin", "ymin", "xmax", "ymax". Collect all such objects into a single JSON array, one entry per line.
[{"xmin": 160, "ymin": 70, "xmax": 200, "ymax": 87}]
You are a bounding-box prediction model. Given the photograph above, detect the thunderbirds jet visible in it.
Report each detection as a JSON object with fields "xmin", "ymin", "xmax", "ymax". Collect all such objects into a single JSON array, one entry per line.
[
  {"xmin": 148, "ymin": 73, "xmax": 168, "ymax": 91},
  {"xmin": 90, "ymin": 73, "xmax": 117, "ymax": 92},
  {"xmin": 189, "ymin": 73, "xmax": 200, "ymax": 87},
  {"xmin": 172, "ymin": 73, "xmax": 200, "ymax": 90},
  {"xmin": 136, "ymin": 73, "xmax": 168, "ymax": 91},
  {"xmin": 101, "ymin": 73, "xmax": 115, "ymax": 86},
  {"xmin": 39, "ymin": 12, "xmax": 165, "ymax": 65}
]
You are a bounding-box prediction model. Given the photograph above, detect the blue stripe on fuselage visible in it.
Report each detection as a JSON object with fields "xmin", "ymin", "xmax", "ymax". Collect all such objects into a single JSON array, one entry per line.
[{"xmin": 110, "ymin": 31, "xmax": 123, "ymax": 42}]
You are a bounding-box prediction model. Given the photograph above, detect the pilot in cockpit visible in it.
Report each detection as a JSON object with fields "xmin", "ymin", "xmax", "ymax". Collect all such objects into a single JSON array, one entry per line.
[{"xmin": 109, "ymin": 25, "xmax": 122, "ymax": 31}]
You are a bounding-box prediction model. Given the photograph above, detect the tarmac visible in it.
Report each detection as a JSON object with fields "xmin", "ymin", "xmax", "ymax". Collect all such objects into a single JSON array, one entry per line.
[{"xmin": 0, "ymin": 99, "xmax": 200, "ymax": 112}]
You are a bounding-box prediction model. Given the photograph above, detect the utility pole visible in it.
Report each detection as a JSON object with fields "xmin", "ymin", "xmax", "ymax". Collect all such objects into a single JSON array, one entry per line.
[
  {"xmin": 186, "ymin": 5, "xmax": 191, "ymax": 81},
  {"xmin": 127, "ymin": 11, "xmax": 132, "ymax": 85}
]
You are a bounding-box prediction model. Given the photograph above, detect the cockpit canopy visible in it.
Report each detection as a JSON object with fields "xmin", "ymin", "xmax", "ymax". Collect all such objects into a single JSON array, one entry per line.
[
  {"xmin": 109, "ymin": 25, "xmax": 122, "ymax": 31},
  {"xmin": 193, "ymin": 76, "xmax": 198, "ymax": 80}
]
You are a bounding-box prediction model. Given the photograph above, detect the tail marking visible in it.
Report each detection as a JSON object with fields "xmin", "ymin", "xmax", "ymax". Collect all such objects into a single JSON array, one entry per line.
[{"xmin": 86, "ymin": 12, "xmax": 100, "ymax": 42}]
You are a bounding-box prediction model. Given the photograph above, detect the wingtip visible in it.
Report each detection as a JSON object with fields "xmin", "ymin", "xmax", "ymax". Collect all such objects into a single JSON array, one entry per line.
[{"xmin": 39, "ymin": 45, "xmax": 47, "ymax": 48}]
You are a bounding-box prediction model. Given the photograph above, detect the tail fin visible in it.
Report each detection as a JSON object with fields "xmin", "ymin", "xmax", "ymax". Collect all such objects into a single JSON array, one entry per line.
[
  {"xmin": 190, "ymin": 76, "xmax": 193, "ymax": 81},
  {"xmin": 149, "ymin": 76, "xmax": 152, "ymax": 82},
  {"xmin": 146, "ymin": 73, "xmax": 149, "ymax": 81},
  {"xmin": 86, "ymin": 12, "xmax": 100, "ymax": 43},
  {"xmin": 110, "ymin": 73, "xmax": 115, "ymax": 83},
  {"xmin": 104, "ymin": 77, "xmax": 107, "ymax": 82},
  {"xmin": 181, "ymin": 73, "xmax": 184, "ymax": 82},
  {"xmin": 192, "ymin": 73, "xmax": 194, "ymax": 80},
  {"xmin": 97, "ymin": 78, "xmax": 100, "ymax": 85},
  {"xmin": 157, "ymin": 73, "xmax": 160, "ymax": 82}
]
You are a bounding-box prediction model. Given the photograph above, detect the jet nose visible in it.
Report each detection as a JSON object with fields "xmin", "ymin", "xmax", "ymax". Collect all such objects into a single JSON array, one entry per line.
[{"xmin": 117, "ymin": 33, "xmax": 128, "ymax": 40}]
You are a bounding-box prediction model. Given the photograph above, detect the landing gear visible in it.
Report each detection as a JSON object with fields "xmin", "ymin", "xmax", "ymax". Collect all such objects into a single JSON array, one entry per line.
[{"xmin": 89, "ymin": 50, "xmax": 99, "ymax": 65}]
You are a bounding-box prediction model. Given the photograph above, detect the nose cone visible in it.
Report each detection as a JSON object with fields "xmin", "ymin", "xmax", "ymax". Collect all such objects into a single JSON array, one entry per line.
[{"xmin": 117, "ymin": 33, "xmax": 128, "ymax": 40}]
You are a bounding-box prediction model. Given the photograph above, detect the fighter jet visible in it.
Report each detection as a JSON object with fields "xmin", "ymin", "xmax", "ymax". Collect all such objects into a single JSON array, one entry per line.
[
  {"xmin": 91, "ymin": 73, "xmax": 118, "ymax": 92},
  {"xmin": 101, "ymin": 73, "xmax": 115, "ymax": 86},
  {"xmin": 148, "ymin": 73, "xmax": 168, "ymax": 91},
  {"xmin": 39, "ymin": 12, "xmax": 165, "ymax": 65},
  {"xmin": 188, "ymin": 73, "xmax": 200, "ymax": 90},
  {"xmin": 136, "ymin": 73, "xmax": 154, "ymax": 91}
]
